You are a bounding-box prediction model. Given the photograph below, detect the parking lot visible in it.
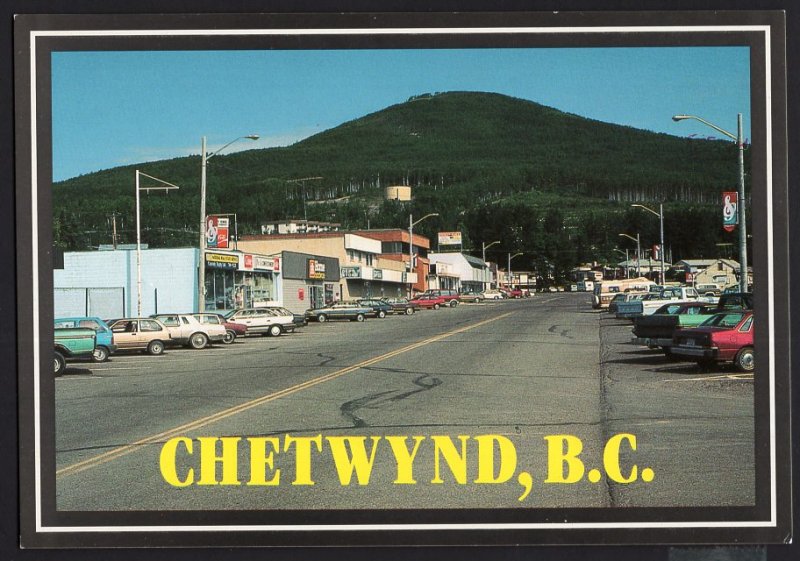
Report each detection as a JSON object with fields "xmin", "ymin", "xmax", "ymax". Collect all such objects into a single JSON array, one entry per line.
[{"xmin": 54, "ymin": 294, "xmax": 755, "ymax": 511}]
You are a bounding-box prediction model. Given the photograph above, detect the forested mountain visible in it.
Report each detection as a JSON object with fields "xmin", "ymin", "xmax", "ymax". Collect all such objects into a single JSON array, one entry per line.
[{"xmin": 53, "ymin": 91, "xmax": 748, "ymax": 280}]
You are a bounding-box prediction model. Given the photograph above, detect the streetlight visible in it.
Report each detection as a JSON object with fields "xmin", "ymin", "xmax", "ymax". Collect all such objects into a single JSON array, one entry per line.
[
  {"xmin": 198, "ymin": 134, "xmax": 259, "ymax": 311},
  {"xmin": 618, "ymin": 233, "xmax": 641, "ymax": 277},
  {"xmin": 408, "ymin": 213, "xmax": 439, "ymax": 295},
  {"xmin": 135, "ymin": 170, "xmax": 180, "ymax": 316},
  {"xmin": 508, "ymin": 252, "xmax": 523, "ymax": 289},
  {"xmin": 630, "ymin": 204, "xmax": 665, "ymax": 285},
  {"xmin": 673, "ymin": 113, "xmax": 747, "ymax": 293},
  {"xmin": 482, "ymin": 240, "xmax": 501, "ymax": 291}
]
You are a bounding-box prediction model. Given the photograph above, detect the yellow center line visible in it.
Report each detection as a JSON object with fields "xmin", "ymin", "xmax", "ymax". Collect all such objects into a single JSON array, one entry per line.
[{"xmin": 57, "ymin": 311, "xmax": 514, "ymax": 478}]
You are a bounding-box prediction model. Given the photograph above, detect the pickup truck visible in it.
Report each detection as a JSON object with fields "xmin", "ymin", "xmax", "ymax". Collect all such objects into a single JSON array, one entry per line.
[
  {"xmin": 54, "ymin": 327, "xmax": 96, "ymax": 376},
  {"xmin": 615, "ymin": 286, "xmax": 717, "ymax": 319},
  {"xmin": 631, "ymin": 293, "xmax": 753, "ymax": 355},
  {"xmin": 55, "ymin": 316, "xmax": 116, "ymax": 362}
]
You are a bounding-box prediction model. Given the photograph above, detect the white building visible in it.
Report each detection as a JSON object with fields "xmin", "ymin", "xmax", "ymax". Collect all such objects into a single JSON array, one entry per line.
[{"xmin": 428, "ymin": 253, "xmax": 492, "ymax": 293}]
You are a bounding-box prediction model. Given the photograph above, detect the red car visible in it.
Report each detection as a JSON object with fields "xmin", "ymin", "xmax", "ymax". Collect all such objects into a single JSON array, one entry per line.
[
  {"xmin": 409, "ymin": 295, "xmax": 447, "ymax": 310},
  {"xmin": 194, "ymin": 313, "xmax": 248, "ymax": 344},
  {"xmin": 671, "ymin": 311, "xmax": 754, "ymax": 371}
]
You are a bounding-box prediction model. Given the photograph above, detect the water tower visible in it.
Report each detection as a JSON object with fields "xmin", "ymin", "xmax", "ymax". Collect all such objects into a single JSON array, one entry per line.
[{"xmin": 385, "ymin": 185, "xmax": 412, "ymax": 201}]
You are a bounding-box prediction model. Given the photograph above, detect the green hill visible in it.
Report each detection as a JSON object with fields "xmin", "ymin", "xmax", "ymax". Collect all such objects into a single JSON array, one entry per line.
[{"xmin": 53, "ymin": 91, "xmax": 748, "ymax": 279}]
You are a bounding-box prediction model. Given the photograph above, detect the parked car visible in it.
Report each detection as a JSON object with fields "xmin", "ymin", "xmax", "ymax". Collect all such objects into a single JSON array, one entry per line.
[
  {"xmin": 409, "ymin": 295, "xmax": 447, "ymax": 310},
  {"xmin": 194, "ymin": 313, "xmax": 247, "ymax": 344},
  {"xmin": 631, "ymin": 302, "xmax": 716, "ymax": 355},
  {"xmin": 260, "ymin": 305, "xmax": 308, "ymax": 329},
  {"xmin": 382, "ymin": 297, "xmax": 419, "ymax": 315},
  {"xmin": 55, "ymin": 316, "xmax": 116, "ymax": 362},
  {"xmin": 358, "ymin": 298, "xmax": 393, "ymax": 319},
  {"xmin": 108, "ymin": 318, "xmax": 174, "ymax": 355},
  {"xmin": 152, "ymin": 313, "xmax": 227, "ymax": 348},
  {"xmin": 305, "ymin": 302, "xmax": 372, "ymax": 323},
  {"xmin": 458, "ymin": 291, "xmax": 484, "ymax": 303},
  {"xmin": 54, "ymin": 327, "xmax": 96, "ymax": 376},
  {"xmin": 224, "ymin": 308, "xmax": 297, "ymax": 336},
  {"xmin": 421, "ymin": 289, "xmax": 461, "ymax": 307},
  {"xmin": 671, "ymin": 310, "xmax": 754, "ymax": 371},
  {"xmin": 481, "ymin": 289, "xmax": 506, "ymax": 300}
]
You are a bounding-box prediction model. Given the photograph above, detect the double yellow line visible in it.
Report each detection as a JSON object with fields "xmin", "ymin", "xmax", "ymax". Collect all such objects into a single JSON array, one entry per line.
[{"xmin": 57, "ymin": 311, "xmax": 514, "ymax": 478}]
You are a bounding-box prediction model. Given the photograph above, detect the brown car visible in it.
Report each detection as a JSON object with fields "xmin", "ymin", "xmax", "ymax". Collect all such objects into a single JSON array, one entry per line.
[{"xmin": 108, "ymin": 318, "xmax": 174, "ymax": 355}]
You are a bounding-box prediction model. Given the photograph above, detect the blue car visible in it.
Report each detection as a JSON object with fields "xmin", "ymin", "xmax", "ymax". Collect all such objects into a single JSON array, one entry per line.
[{"xmin": 54, "ymin": 317, "xmax": 117, "ymax": 362}]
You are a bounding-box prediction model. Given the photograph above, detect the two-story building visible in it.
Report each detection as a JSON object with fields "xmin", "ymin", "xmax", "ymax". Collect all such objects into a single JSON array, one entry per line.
[{"xmin": 427, "ymin": 253, "xmax": 492, "ymax": 294}]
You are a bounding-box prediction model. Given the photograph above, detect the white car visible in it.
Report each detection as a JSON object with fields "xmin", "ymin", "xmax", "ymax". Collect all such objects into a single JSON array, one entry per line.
[
  {"xmin": 481, "ymin": 290, "xmax": 505, "ymax": 300},
  {"xmin": 224, "ymin": 308, "xmax": 297, "ymax": 336},
  {"xmin": 151, "ymin": 313, "xmax": 227, "ymax": 349}
]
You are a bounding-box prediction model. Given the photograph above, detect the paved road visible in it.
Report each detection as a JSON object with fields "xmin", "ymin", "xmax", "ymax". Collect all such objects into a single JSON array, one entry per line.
[{"xmin": 54, "ymin": 295, "xmax": 754, "ymax": 512}]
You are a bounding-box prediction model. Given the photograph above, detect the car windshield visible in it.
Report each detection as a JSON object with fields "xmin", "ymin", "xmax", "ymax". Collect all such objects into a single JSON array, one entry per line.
[{"xmin": 701, "ymin": 312, "xmax": 746, "ymax": 328}]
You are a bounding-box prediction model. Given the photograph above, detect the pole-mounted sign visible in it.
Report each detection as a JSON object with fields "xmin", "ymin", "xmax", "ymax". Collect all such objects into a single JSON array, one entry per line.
[{"xmin": 722, "ymin": 192, "xmax": 738, "ymax": 232}]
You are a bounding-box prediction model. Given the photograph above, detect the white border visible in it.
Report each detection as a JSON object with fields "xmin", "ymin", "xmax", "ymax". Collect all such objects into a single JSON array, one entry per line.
[{"xmin": 30, "ymin": 23, "xmax": 777, "ymax": 535}]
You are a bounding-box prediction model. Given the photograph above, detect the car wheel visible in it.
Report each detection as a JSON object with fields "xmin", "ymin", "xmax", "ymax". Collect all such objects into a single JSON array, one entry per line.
[
  {"xmin": 147, "ymin": 340, "xmax": 165, "ymax": 355},
  {"xmin": 377, "ymin": 310, "xmax": 386, "ymax": 319},
  {"xmin": 223, "ymin": 330, "xmax": 236, "ymax": 344},
  {"xmin": 433, "ymin": 303, "xmax": 440, "ymax": 310},
  {"xmin": 405, "ymin": 307, "xmax": 414, "ymax": 315},
  {"xmin": 355, "ymin": 313, "xmax": 365, "ymax": 322},
  {"xmin": 269, "ymin": 324, "xmax": 282, "ymax": 337},
  {"xmin": 695, "ymin": 358, "xmax": 715, "ymax": 371},
  {"xmin": 734, "ymin": 346, "xmax": 754, "ymax": 372},
  {"xmin": 317, "ymin": 314, "xmax": 327, "ymax": 323},
  {"xmin": 189, "ymin": 332, "xmax": 209, "ymax": 349},
  {"xmin": 54, "ymin": 351, "xmax": 66, "ymax": 376},
  {"xmin": 450, "ymin": 300, "xmax": 458, "ymax": 307},
  {"xmin": 92, "ymin": 345, "xmax": 109, "ymax": 363}
]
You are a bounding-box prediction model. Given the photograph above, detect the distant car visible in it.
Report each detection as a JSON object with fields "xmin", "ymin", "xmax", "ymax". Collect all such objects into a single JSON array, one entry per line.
[
  {"xmin": 570, "ymin": 284, "xmax": 578, "ymax": 292},
  {"xmin": 108, "ymin": 318, "xmax": 174, "ymax": 355},
  {"xmin": 458, "ymin": 291, "xmax": 484, "ymax": 303},
  {"xmin": 152, "ymin": 313, "xmax": 227, "ymax": 348},
  {"xmin": 224, "ymin": 308, "xmax": 297, "ymax": 336},
  {"xmin": 421, "ymin": 289, "xmax": 460, "ymax": 307},
  {"xmin": 409, "ymin": 295, "xmax": 447, "ymax": 310},
  {"xmin": 671, "ymin": 310, "xmax": 754, "ymax": 372},
  {"xmin": 481, "ymin": 289, "xmax": 505, "ymax": 300},
  {"xmin": 305, "ymin": 302, "xmax": 372, "ymax": 323},
  {"xmin": 55, "ymin": 316, "xmax": 116, "ymax": 362},
  {"xmin": 382, "ymin": 297, "xmax": 419, "ymax": 315},
  {"xmin": 358, "ymin": 298, "xmax": 393, "ymax": 319},
  {"xmin": 194, "ymin": 313, "xmax": 247, "ymax": 344}
]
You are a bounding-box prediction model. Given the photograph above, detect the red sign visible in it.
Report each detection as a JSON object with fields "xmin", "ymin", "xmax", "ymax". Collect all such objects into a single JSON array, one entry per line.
[
  {"xmin": 723, "ymin": 192, "xmax": 738, "ymax": 233},
  {"xmin": 273, "ymin": 257, "xmax": 280, "ymax": 272},
  {"xmin": 206, "ymin": 215, "xmax": 230, "ymax": 249},
  {"xmin": 243, "ymin": 254, "xmax": 253, "ymax": 270},
  {"xmin": 298, "ymin": 288, "xmax": 305, "ymax": 301}
]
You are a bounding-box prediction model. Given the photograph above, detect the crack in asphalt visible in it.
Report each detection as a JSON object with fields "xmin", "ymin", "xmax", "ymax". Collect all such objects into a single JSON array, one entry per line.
[{"xmin": 339, "ymin": 374, "xmax": 443, "ymax": 428}]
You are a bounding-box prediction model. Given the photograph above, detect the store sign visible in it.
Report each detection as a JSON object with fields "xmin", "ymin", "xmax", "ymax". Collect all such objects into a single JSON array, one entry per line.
[
  {"xmin": 372, "ymin": 268, "xmax": 383, "ymax": 280},
  {"xmin": 308, "ymin": 259, "xmax": 326, "ymax": 279},
  {"xmin": 254, "ymin": 256, "xmax": 276, "ymax": 271},
  {"xmin": 340, "ymin": 266, "xmax": 361, "ymax": 278},
  {"xmin": 723, "ymin": 192, "xmax": 738, "ymax": 232},
  {"xmin": 206, "ymin": 252, "xmax": 238, "ymax": 270},
  {"xmin": 438, "ymin": 231, "xmax": 462, "ymax": 246},
  {"xmin": 243, "ymin": 254, "xmax": 254, "ymax": 270},
  {"xmin": 206, "ymin": 216, "xmax": 229, "ymax": 249}
]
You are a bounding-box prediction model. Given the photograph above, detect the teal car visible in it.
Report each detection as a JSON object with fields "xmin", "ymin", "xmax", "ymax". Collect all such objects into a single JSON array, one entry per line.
[
  {"xmin": 54, "ymin": 328, "xmax": 96, "ymax": 376},
  {"xmin": 55, "ymin": 316, "xmax": 117, "ymax": 362}
]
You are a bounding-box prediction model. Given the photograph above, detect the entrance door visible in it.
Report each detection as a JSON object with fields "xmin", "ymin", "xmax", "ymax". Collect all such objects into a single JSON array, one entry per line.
[{"xmin": 308, "ymin": 285, "xmax": 324, "ymax": 309}]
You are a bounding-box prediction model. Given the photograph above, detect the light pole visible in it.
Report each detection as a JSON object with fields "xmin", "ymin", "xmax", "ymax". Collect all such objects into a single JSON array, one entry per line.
[
  {"xmin": 618, "ymin": 233, "xmax": 641, "ymax": 277},
  {"xmin": 198, "ymin": 134, "xmax": 259, "ymax": 311},
  {"xmin": 613, "ymin": 248, "xmax": 630, "ymax": 278},
  {"xmin": 408, "ymin": 213, "xmax": 439, "ymax": 296},
  {"xmin": 630, "ymin": 204, "xmax": 665, "ymax": 285},
  {"xmin": 135, "ymin": 170, "xmax": 179, "ymax": 316},
  {"xmin": 508, "ymin": 252, "xmax": 523, "ymax": 289},
  {"xmin": 673, "ymin": 113, "xmax": 747, "ymax": 293},
  {"xmin": 482, "ymin": 240, "xmax": 500, "ymax": 291}
]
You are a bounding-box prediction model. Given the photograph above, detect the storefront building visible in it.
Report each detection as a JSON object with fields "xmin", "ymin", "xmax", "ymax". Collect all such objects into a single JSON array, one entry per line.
[
  {"xmin": 428, "ymin": 252, "xmax": 492, "ymax": 293},
  {"xmin": 238, "ymin": 232, "xmax": 417, "ymax": 302},
  {"xmin": 355, "ymin": 229, "xmax": 431, "ymax": 294},
  {"xmin": 203, "ymin": 250, "xmax": 282, "ymax": 311},
  {"xmin": 280, "ymin": 251, "xmax": 340, "ymax": 313}
]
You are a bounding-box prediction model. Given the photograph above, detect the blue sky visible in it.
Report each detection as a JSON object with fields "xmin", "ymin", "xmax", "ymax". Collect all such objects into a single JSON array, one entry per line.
[{"xmin": 51, "ymin": 47, "xmax": 750, "ymax": 182}]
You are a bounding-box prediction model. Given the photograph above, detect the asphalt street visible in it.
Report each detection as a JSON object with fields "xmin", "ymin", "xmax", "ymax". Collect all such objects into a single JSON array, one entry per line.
[{"xmin": 54, "ymin": 295, "xmax": 754, "ymax": 512}]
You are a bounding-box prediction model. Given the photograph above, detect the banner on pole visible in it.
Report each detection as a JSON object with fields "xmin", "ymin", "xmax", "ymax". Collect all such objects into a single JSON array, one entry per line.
[{"xmin": 722, "ymin": 192, "xmax": 738, "ymax": 232}]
